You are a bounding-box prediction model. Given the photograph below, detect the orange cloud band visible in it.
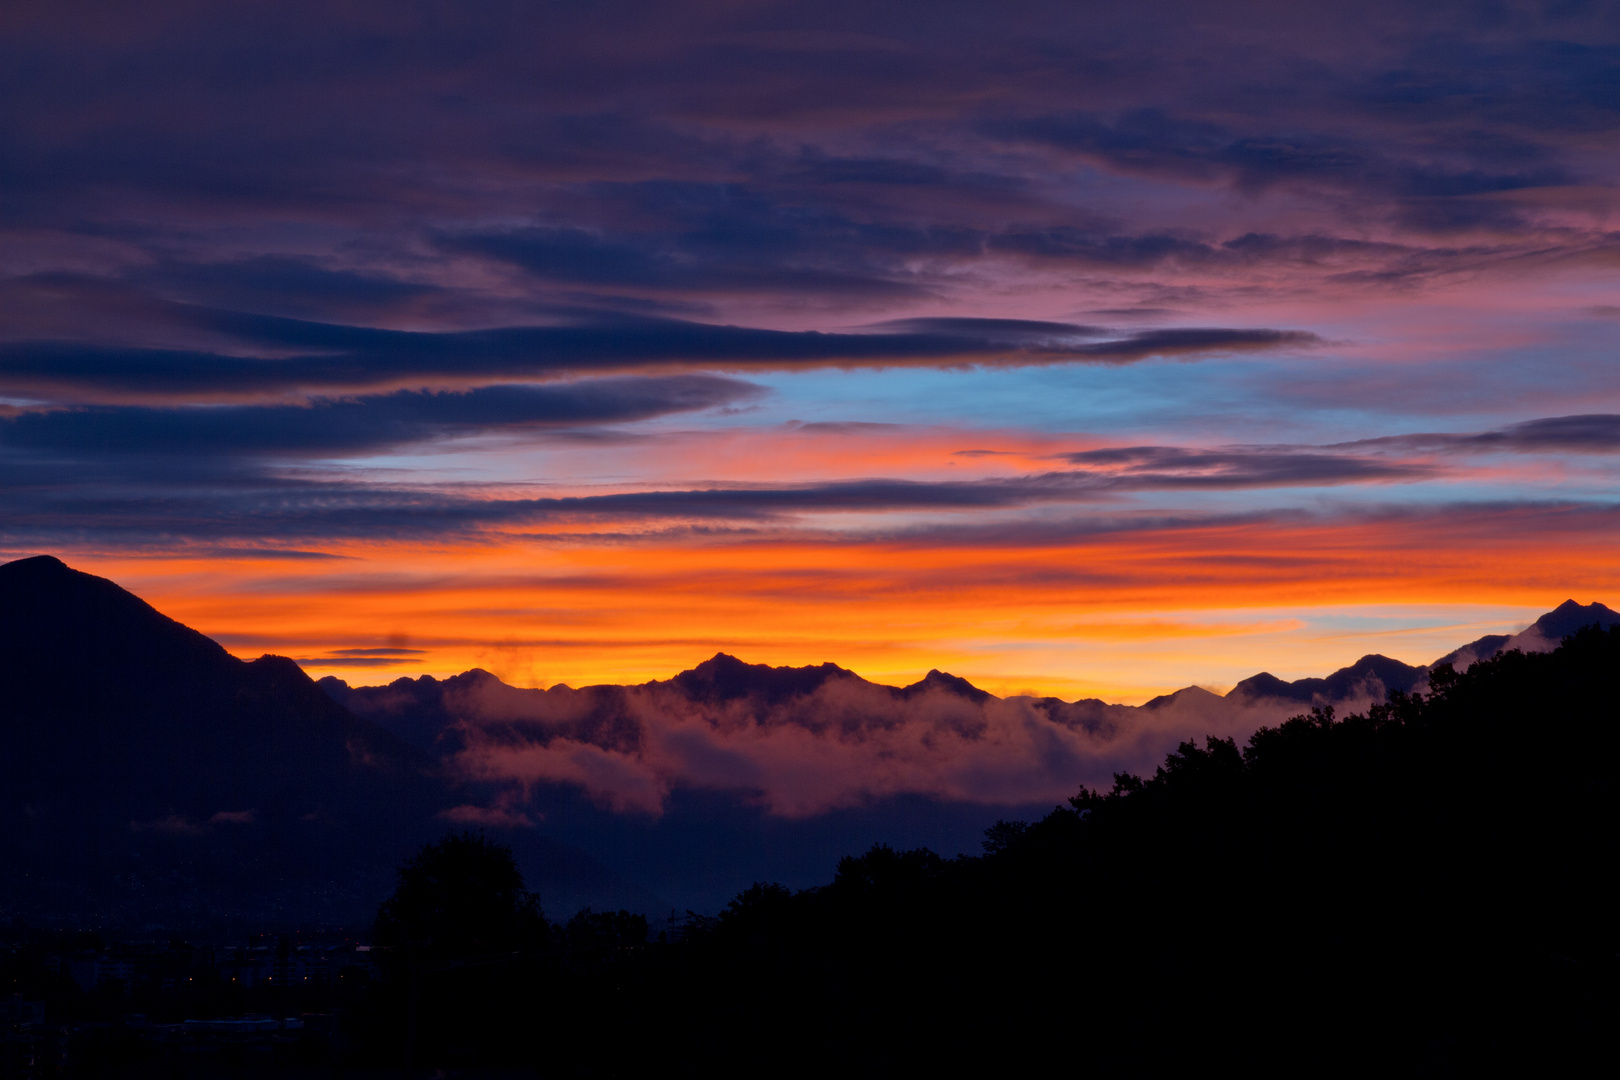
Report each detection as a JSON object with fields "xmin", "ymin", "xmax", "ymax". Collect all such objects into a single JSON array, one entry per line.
[{"xmin": 47, "ymin": 499, "xmax": 1616, "ymax": 703}]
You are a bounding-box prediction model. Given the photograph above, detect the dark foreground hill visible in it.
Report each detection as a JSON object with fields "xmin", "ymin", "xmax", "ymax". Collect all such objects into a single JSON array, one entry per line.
[
  {"xmin": 353, "ymin": 627, "xmax": 1617, "ymax": 1077},
  {"xmin": 700, "ymin": 629, "xmax": 1617, "ymax": 1075},
  {"xmin": 0, "ymin": 556, "xmax": 651, "ymax": 928}
]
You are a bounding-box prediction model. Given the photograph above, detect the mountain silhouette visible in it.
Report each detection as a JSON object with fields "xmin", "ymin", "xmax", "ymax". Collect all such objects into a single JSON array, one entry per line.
[
  {"xmin": 1433, "ymin": 599, "xmax": 1620, "ymax": 669},
  {"xmin": 1141, "ymin": 684, "xmax": 1227, "ymax": 710},
  {"xmin": 323, "ymin": 654, "xmax": 1001, "ymax": 758},
  {"xmin": 317, "ymin": 669, "xmax": 497, "ymax": 757},
  {"xmin": 1526, "ymin": 598, "xmax": 1620, "ymax": 637},
  {"xmin": 1224, "ymin": 604, "xmax": 1619, "ymax": 706},
  {"xmin": 671, "ymin": 652, "xmax": 862, "ymax": 705},
  {"xmin": 0, "ymin": 555, "xmax": 656, "ymax": 927},
  {"xmin": 899, "ymin": 669, "xmax": 993, "ymax": 702},
  {"xmin": 1228, "ymin": 653, "xmax": 1429, "ymax": 704}
]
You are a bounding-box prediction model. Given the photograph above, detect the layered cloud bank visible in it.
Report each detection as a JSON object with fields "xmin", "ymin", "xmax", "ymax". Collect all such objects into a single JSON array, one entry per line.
[
  {"xmin": 321, "ymin": 601, "xmax": 1618, "ymax": 818},
  {"xmin": 330, "ymin": 660, "xmax": 1296, "ymax": 816},
  {"xmin": 323, "ymin": 655, "xmax": 1428, "ymax": 818}
]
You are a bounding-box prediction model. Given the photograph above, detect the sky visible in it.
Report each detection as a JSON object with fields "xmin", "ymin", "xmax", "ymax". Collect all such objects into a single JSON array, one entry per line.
[{"xmin": 3, "ymin": 0, "xmax": 1619, "ymax": 703}]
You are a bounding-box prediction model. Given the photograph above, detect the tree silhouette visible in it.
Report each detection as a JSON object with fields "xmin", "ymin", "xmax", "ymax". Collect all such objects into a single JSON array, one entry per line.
[
  {"xmin": 374, "ymin": 829, "xmax": 548, "ymax": 962},
  {"xmin": 368, "ymin": 830, "xmax": 551, "ymax": 1072}
]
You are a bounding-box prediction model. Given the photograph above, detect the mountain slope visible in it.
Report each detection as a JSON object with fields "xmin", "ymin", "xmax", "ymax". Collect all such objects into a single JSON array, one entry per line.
[
  {"xmin": 652, "ymin": 626, "xmax": 1620, "ymax": 1076},
  {"xmin": 0, "ymin": 555, "xmax": 429, "ymax": 806},
  {"xmin": 1227, "ymin": 653, "xmax": 1429, "ymax": 705},
  {"xmin": 1223, "ymin": 601, "xmax": 1620, "ymax": 707},
  {"xmin": 1434, "ymin": 599, "xmax": 1620, "ymax": 669},
  {"xmin": 0, "ymin": 556, "xmax": 655, "ymax": 927}
]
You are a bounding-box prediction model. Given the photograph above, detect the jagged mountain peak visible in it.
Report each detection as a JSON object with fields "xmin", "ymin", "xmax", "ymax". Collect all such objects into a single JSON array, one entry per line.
[
  {"xmin": 668, "ymin": 652, "xmax": 864, "ymax": 704},
  {"xmin": 0, "ymin": 552, "xmax": 236, "ymax": 678},
  {"xmin": 1433, "ymin": 600, "xmax": 1620, "ymax": 670},
  {"xmin": 1142, "ymin": 685, "xmax": 1224, "ymax": 710},
  {"xmin": 1228, "ymin": 653, "xmax": 1427, "ymax": 705},
  {"xmin": 1, "ymin": 553, "xmax": 68, "ymax": 574},
  {"xmin": 901, "ymin": 669, "xmax": 993, "ymax": 703},
  {"xmin": 1533, "ymin": 599, "xmax": 1620, "ymax": 638}
]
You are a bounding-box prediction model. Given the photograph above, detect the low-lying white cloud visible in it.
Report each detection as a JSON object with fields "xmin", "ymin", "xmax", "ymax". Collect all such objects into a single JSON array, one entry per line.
[{"xmin": 431, "ymin": 662, "xmax": 1334, "ymax": 817}]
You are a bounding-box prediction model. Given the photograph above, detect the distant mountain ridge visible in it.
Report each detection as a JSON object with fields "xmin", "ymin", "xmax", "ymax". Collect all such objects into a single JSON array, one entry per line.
[
  {"xmin": 324, "ymin": 600, "xmax": 1620, "ymax": 758},
  {"xmin": 320, "ymin": 654, "xmax": 1012, "ymax": 760},
  {"xmin": 1226, "ymin": 653, "xmax": 1431, "ymax": 706},
  {"xmin": 1432, "ymin": 599, "xmax": 1620, "ymax": 669},
  {"xmin": 1197, "ymin": 600, "xmax": 1618, "ymax": 709}
]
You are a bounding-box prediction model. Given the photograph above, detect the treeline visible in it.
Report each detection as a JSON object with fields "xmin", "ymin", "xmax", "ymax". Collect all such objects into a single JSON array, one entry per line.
[{"xmin": 18, "ymin": 628, "xmax": 1617, "ymax": 1076}]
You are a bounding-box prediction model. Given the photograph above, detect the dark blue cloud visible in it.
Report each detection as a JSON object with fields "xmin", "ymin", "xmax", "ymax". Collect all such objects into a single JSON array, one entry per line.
[
  {"xmin": 0, "ymin": 309, "xmax": 1321, "ymax": 402},
  {"xmin": 876, "ymin": 318, "xmax": 1109, "ymax": 340},
  {"xmin": 989, "ymin": 107, "xmax": 1571, "ymax": 203},
  {"xmin": 1490, "ymin": 414, "xmax": 1620, "ymax": 451},
  {"xmin": 0, "ymin": 376, "xmax": 761, "ymax": 457},
  {"xmin": 0, "ymin": 0, "xmax": 1610, "ymax": 354},
  {"xmin": 136, "ymin": 257, "xmax": 441, "ymax": 320},
  {"xmin": 989, "ymin": 226, "xmax": 1215, "ymax": 266},
  {"xmin": 443, "ymin": 223, "xmax": 926, "ymax": 297},
  {"xmin": 1341, "ymin": 414, "xmax": 1620, "ymax": 454},
  {"xmin": 438, "ymin": 177, "xmax": 995, "ymax": 298},
  {"xmin": 1058, "ymin": 445, "xmax": 1426, "ymax": 487}
]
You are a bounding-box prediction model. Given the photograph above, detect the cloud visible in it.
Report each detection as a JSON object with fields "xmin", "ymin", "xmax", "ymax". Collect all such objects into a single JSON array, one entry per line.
[
  {"xmin": 1, "ymin": 4, "xmax": 1613, "ymax": 280},
  {"xmin": 985, "ymin": 91, "xmax": 1573, "ymax": 204},
  {"xmin": 0, "ymin": 375, "xmax": 761, "ymax": 456},
  {"xmin": 134, "ymin": 256, "xmax": 443, "ymax": 322},
  {"xmin": 208, "ymin": 809, "xmax": 256, "ymax": 824},
  {"xmin": 444, "ymin": 224, "xmax": 928, "ymax": 298},
  {"xmin": 438, "ymin": 803, "xmax": 535, "ymax": 829},
  {"xmin": 868, "ymin": 319, "xmax": 1322, "ymax": 361},
  {"xmin": 1, "ymin": 3, "xmax": 1610, "ymax": 409},
  {"xmin": 0, "ymin": 308, "xmax": 1322, "ymax": 404},
  {"xmin": 364, "ymin": 658, "xmax": 1314, "ymax": 817},
  {"xmin": 875, "ymin": 317, "xmax": 1110, "ymax": 340},
  {"xmin": 1482, "ymin": 414, "xmax": 1620, "ymax": 452},
  {"xmin": 1342, "ymin": 414, "xmax": 1620, "ymax": 455},
  {"xmin": 1058, "ymin": 444, "xmax": 1428, "ymax": 487},
  {"xmin": 988, "ymin": 225, "xmax": 1219, "ymax": 267},
  {"xmin": 11, "ymin": 406, "xmax": 1615, "ymax": 550},
  {"xmin": 0, "ymin": 424, "xmax": 1457, "ymax": 546},
  {"xmin": 128, "ymin": 813, "xmax": 206, "ymax": 835}
]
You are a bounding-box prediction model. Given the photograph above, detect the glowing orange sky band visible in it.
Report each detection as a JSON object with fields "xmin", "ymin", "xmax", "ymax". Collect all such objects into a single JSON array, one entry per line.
[{"xmin": 55, "ymin": 500, "xmax": 1620, "ymax": 704}]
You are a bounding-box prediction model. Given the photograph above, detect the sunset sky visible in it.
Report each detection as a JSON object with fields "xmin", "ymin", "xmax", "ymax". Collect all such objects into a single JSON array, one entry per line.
[{"xmin": 3, "ymin": 1, "xmax": 1618, "ymax": 701}]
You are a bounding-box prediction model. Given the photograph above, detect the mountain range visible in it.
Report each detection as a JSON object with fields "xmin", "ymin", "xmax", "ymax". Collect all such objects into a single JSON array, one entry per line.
[
  {"xmin": 326, "ymin": 598, "xmax": 1620, "ymax": 758},
  {"xmin": 2, "ymin": 553, "xmax": 1615, "ymax": 926}
]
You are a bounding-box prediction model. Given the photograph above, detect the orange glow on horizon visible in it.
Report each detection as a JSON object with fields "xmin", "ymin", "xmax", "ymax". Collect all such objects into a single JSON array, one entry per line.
[{"xmin": 43, "ymin": 502, "xmax": 1619, "ymax": 705}]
